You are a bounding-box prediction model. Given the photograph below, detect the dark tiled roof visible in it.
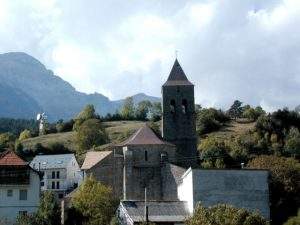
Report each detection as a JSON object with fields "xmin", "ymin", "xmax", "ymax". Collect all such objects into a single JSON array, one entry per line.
[
  {"xmin": 116, "ymin": 125, "xmax": 174, "ymax": 146},
  {"xmin": 120, "ymin": 200, "xmax": 189, "ymax": 222},
  {"xmin": 163, "ymin": 59, "xmax": 193, "ymax": 86},
  {"xmin": 0, "ymin": 150, "xmax": 27, "ymax": 166}
]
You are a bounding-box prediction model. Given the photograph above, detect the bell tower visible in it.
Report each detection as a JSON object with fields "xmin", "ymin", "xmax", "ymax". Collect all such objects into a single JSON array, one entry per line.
[{"xmin": 162, "ymin": 59, "xmax": 197, "ymax": 167}]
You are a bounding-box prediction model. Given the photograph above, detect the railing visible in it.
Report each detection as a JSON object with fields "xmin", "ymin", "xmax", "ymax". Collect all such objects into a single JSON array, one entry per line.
[{"xmin": 0, "ymin": 167, "xmax": 30, "ymax": 185}]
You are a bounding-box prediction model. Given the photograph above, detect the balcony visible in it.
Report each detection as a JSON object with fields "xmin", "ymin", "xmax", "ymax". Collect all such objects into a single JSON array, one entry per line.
[{"xmin": 0, "ymin": 167, "xmax": 30, "ymax": 185}]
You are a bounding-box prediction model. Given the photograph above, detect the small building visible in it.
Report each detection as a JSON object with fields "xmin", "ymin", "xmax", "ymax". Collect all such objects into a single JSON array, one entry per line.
[
  {"xmin": 30, "ymin": 154, "xmax": 82, "ymax": 199},
  {"xmin": 117, "ymin": 200, "xmax": 189, "ymax": 225},
  {"xmin": 177, "ymin": 168, "xmax": 270, "ymax": 220},
  {"xmin": 0, "ymin": 151, "xmax": 40, "ymax": 224}
]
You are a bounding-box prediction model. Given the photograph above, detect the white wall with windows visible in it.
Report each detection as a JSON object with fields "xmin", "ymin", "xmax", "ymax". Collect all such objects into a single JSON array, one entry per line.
[
  {"xmin": 30, "ymin": 154, "xmax": 83, "ymax": 199},
  {"xmin": 0, "ymin": 170, "xmax": 40, "ymax": 224}
]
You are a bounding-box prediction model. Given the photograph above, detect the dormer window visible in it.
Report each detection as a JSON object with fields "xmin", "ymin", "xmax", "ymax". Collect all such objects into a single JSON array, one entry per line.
[
  {"xmin": 182, "ymin": 99, "xmax": 187, "ymax": 114},
  {"xmin": 170, "ymin": 99, "xmax": 175, "ymax": 114}
]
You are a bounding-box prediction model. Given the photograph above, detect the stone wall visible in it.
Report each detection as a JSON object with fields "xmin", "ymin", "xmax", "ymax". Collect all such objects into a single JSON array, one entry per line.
[
  {"xmin": 123, "ymin": 144, "xmax": 176, "ymax": 200},
  {"xmin": 162, "ymin": 85, "xmax": 197, "ymax": 167},
  {"xmin": 85, "ymin": 153, "xmax": 123, "ymax": 198}
]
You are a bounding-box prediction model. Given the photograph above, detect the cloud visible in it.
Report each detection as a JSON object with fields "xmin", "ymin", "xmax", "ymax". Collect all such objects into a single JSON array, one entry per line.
[{"xmin": 0, "ymin": 0, "xmax": 299, "ymax": 110}]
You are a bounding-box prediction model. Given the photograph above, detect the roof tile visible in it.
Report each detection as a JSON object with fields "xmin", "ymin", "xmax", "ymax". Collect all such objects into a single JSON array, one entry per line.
[{"xmin": 0, "ymin": 150, "xmax": 27, "ymax": 166}]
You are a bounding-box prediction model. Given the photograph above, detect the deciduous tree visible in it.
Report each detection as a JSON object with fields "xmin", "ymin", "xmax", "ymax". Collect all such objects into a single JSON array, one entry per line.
[{"xmin": 72, "ymin": 176, "xmax": 118, "ymax": 225}]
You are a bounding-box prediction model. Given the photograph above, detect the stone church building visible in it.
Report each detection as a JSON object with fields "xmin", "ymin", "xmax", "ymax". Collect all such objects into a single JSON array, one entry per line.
[{"xmin": 81, "ymin": 59, "xmax": 270, "ymax": 224}]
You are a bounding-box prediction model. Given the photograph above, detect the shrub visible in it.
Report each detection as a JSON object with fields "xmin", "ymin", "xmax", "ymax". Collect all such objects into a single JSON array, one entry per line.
[{"xmin": 186, "ymin": 204, "xmax": 268, "ymax": 225}]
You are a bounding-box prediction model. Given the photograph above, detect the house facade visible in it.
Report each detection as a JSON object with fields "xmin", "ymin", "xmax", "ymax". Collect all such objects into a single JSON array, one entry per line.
[
  {"xmin": 0, "ymin": 151, "xmax": 40, "ymax": 224},
  {"xmin": 30, "ymin": 154, "xmax": 82, "ymax": 199}
]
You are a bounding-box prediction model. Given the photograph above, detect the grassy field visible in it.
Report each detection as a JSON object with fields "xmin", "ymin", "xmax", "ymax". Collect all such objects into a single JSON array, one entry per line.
[
  {"xmin": 205, "ymin": 120, "xmax": 256, "ymax": 139},
  {"xmin": 21, "ymin": 120, "xmax": 145, "ymax": 152}
]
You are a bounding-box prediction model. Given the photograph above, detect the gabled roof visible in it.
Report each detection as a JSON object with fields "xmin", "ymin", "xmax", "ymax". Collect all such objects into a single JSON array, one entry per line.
[
  {"xmin": 120, "ymin": 200, "xmax": 189, "ymax": 222},
  {"xmin": 0, "ymin": 150, "xmax": 27, "ymax": 166},
  {"xmin": 30, "ymin": 154, "xmax": 76, "ymax": 170},
  {"xmin": 81, "ymin": 151, "xmax": 112, "ymax": 170},
  {"xmin": 116, "ymin": 125, "xmax": 174, "ymax": 146},
  {"xmin": 163, "ymin": 59, "xmax": 193, "ymax": 86}
]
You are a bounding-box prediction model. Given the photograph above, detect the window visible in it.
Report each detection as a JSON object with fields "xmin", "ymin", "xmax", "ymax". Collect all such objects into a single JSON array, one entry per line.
[
  {"xmin": 52, "ymin": 181, "xmax": 55, "ymax": 189},
  {"xmin": 56, "ymin": 171, "xmax": 60, "ymax": 179},
  {"xmin": 145, "ymin": 151, "xmax": 148, "ymax": 161},
  {"xmin": 170, "ymin": 99, "xmax": 175, "ymax": 113},
  {"xmin": 7, "ymin": 190, "xmax": 13, "ymax": 197},
  {"xmin": 182, "ymin": 99, "xmax": 188, "ymax": 114},
  {"xmin": 19, "ymin": 211, "xmax": 27, "ymax": 216},
  {"xmin": 58, "ymin": 193, "xmax": 64, "ymax": 199},
  {"xmin": 52, "ymin": 171, "xmax": 55, "ymax": 179},
  {"xmin": 19, "ymin": 190, "xmax": 27, "ymax": 200},
  {"xmin": 41, "ymin": 181, "xmax": 44, "ymax": 186},
  {"xmin": 56, "ymin": 181, "xmax": 60, "ymax": 190}
]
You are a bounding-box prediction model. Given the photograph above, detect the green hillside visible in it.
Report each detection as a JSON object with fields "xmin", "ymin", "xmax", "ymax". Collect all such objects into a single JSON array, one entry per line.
[
  {"xmin": 21, "ymin": 121, "xmax": 145, "ymax": 153},
  {"xmin": 204, "ymin": 120, "xmax": 256, "ymax": 139}
]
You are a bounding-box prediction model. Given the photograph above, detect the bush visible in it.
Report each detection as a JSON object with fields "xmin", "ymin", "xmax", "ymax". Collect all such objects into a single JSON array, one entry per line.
[
  {"xmin": 186, "ymin": 204, "xmax": 268, "ymax": 225},
  {"xmin": 56, "ymin": 119, "xmax": 74, "ymax": 133},
  {"xmin": 283, "ymin": 210, "xmax": 300, "ymax": 225},
  {"xmin": 196, "ymin": 108, "xmax": 229, "ymax": 135}
]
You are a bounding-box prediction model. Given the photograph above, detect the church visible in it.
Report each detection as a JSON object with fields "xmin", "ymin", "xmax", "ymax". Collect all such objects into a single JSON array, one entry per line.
[{"xmin": 81, "ymin": 59, "xmax": 270, "ymax": 224}]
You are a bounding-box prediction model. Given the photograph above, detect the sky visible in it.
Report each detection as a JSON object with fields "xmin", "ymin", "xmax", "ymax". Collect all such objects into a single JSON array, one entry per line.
[{"xmin": 0, "ymin": 0, "xmax": 300, "ymax": 111}]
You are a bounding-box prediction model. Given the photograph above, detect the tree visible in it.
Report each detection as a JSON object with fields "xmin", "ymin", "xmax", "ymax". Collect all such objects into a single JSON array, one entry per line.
[
  {"xmin": 35, "ymin": 191, "xmax": 60, "ymax": 225},
  {"xmin": 76, "ymin": 119, "xmax": 108, "ymax": 154},
  {"xmin": 248, "ymin": 155, "xmax": 300, "ymax": 225},
  {"xmin": 16, "ymin": 191, "xmax": 62, "ymax": 225},
  {"xmin": 71, "ymin": 176, "xmax": 118, "ymax": 225},
  {"xmin": 19, "ymin": 129, "xmax": 31, "ymax": 141},
  {"xmin": 283, "ymin": 210, "xmax": 300, "ymax": 225},
  {"xmin": 284, "ymin": 127, "xmax": 300, "ymax": 157},
  {"xmin": 74, "ymin": 105, "xmax": 98, "ymax": 131},
  {"xmin": 228, "ymin": 100, "xmax": 243, "ymax": 119},
  {"xmin": 121, "ymin": 97, "xmax": 135, "ymax": 119},
  {"xmin": 0, "ymin": 132, "xmax": 15, "ymax": 150},
  {"xmin": 186, "ymin": 204, "xmax": 268, "ymax": 225},
  {"xmin": 199, "ymin": 136, "xmax": 230, "ymax": 168},
  {"xmin": 135, "ymin": 100, "xmax": 152, "ymax": 120},
  {"xmin": 148, "ymin": 102, "xmax": 162, "ymax": 122}
]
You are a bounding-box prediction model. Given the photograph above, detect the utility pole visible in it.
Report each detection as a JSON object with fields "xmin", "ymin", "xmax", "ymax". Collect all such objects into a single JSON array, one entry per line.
[{"xmin": 144, "ymin": 187, "xmax": 149, "ymax": 224}]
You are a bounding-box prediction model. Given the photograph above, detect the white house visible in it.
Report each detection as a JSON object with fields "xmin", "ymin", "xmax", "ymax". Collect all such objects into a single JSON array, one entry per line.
[
  {"xmin": 30, "ymin": 154, "xmax": 82, "ymax": 199},
  {"xmin": 0, "ymin": 151, "xmax": 40, "ymax": 224}
]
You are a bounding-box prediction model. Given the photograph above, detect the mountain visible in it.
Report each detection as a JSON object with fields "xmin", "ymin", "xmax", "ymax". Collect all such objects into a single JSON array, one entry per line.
[
  {"xmin": 0, "ymin": 52, "xmax": 160, "ymax": 121},
  {"xmin": 113, "ymin": 93, "xmax": 161, "ymax": 105}
]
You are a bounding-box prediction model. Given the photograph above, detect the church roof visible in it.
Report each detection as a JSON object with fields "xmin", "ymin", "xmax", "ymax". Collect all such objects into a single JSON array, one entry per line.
[
  {"xmin": 163, "ymin": 59, "xmax": 193, "ymax": 86},
  {"xmin": 117, "ymin": 124, "xmax": 174, "ymax": 146},
  {"xmin": 81, "ymin": 151, "xmax": 112, "ymax": 170},
  {"xmin": 120, "ymin": 200, "xmax": 189, "ymax": 222},
  {"xmin": 0, "ymin": 150, "xmax": 27, "ymax": 166}
]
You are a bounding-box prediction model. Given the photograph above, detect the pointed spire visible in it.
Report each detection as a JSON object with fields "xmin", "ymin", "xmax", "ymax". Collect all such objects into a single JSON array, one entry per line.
[{"xmin": 163, "ymin": 59, "xmax": 193, "ymax": 86}]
